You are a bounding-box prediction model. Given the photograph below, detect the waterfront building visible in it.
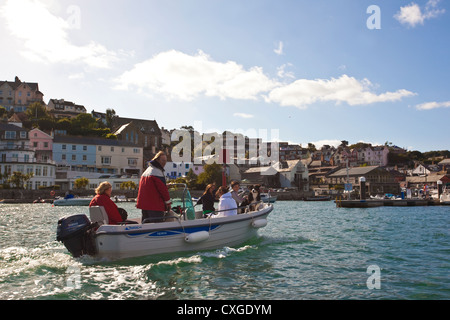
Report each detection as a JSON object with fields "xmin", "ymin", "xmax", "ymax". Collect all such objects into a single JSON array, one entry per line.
[
  {"xmin": 53, "ymin": 135, "xmax": 143, "ymax": 190},
  {"xmin": 47, "ymin": 99, "xmax": 87, "ymax": 119},
  {"xmin": 326, "ymin": 166, "xmax": 399, "ymax": 195},
  {"xmin": 165, "ymin": 162, "xmax": 204, "ymax": 180},
  {"xmin": 0, "ymin": 123, "xmax": 55, "ymax": 189},
  {"xmin": 29, "ymin": 128, "xmax": 53, "ymax": 163},
  {"xmin": 0, "ymin": 76, "xmax": 44, "ymax": 113},
  {"xmin": 274, "ymin": 160, "xmax": 309, "ymax": 190}
]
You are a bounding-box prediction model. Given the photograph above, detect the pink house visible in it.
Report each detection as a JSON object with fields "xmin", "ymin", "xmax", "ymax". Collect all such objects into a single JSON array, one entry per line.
[{"xmin": 29, "ymin": 128, "xmax": 53, "ymax": 163}]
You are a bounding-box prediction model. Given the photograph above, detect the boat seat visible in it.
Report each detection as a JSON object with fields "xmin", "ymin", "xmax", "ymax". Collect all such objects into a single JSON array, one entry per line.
[{"xmin": 89, "ymin": 206, "xmax": 109, "ymax": 226}]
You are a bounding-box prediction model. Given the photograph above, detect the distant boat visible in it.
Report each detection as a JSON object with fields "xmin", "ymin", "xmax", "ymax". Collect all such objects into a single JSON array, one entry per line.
[
  {"xmin": 305, "ymin": 195, "xmax": 331, "ymax": 201},
  {"xmin": 53, "ymin": 197, "xmax": 92, "ymax": 206},
  {"xmin": 440, "ymin": 186, "xmax": 450, "ymax": 204},
  {"xmin": 260, "ymin": 193, "xmax": 277, "ymax": 203}
]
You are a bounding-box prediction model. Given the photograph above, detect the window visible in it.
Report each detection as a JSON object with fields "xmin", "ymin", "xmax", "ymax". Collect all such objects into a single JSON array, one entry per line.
[
  {"xmin": 33, "ymin": 142, "xmax": 38, "ymax": 148},
  {"xmin": 43, "ymin": 166, "xmax": 48, "ymax": 176},
  {"xmin": 133, "ymin": 148, "xmax": 140, "ymax": 154},
  {"xmin": 72, "ymin": 145, "xmax": 76, "ymax": 151},
  {"xmin": 5, "ymin": 131, "xmax": 16, "ymax": 139},
  {"xmin": 20, "ymin": 131, "xmax": 26, "ymax": 139},
  {"xmin": 83, "ymin": 146, "xmax": 87, "ymax": 151},
  {"xmin": 111, "ymin": 147, "xmax": 114, "ymax": 152},
  {"xmin": 35, "ymin": 166, "xmax": 42, "ymax": 176},
  {"xmin": 83, "ymin": 155, "xmax": 87, "ymax": 161},
  {"xmin": 98, "ymin": 146, "xmax": 102, "ymax": 151},
  {"xmin": 62, "ymin": 145, "xmax": 66, "ymax": 150},
  {"xmin": 128, "ymin": 158, "xmax": 138, "ymax": 166},
  {"xmin": 62, "ymin": 154, "xmax": 66, "ymax": 160},
  {"xmin": 72, "ymin": 155, "xmax": 76, "ymax": 161},
  {"xmin": 185, "ymin": 164, "xmax": 190, "ymax": 169},
  {"xmin": 44, "ymin": 142, "xmax": 48, "ymax": 148},
  {"xmin": 101, "ymin": 156, "xmax": 111, "ymax": 165}
]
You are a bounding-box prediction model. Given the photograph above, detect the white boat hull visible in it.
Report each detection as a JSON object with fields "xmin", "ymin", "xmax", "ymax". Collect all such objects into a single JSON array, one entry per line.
[{"xmin": 94, "ymin": 204, "xmax": 273, "ymax": 260}]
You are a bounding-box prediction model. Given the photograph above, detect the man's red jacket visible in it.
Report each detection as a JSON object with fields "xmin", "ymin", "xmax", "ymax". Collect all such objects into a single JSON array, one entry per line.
[{"xmin": 136, "ymin": 161, "xmax": 171, "ymax": 212}]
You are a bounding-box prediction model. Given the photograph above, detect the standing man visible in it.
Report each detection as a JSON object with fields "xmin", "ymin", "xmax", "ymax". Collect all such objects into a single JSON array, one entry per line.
[{"xmin": 137, "ymin": 151, "xmax": 172, "ymax": 223}]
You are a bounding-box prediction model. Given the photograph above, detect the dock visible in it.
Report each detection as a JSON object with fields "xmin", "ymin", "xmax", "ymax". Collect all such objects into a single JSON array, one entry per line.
[{"xmin": 335, "ymin": 199, "xmax": 450, "ymax": 208}]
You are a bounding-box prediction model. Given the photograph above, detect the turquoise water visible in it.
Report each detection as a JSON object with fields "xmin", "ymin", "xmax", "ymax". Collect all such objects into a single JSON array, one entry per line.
[{"xmin": 0, "ymin": 201, "xmax": 448, "ymax": 300}]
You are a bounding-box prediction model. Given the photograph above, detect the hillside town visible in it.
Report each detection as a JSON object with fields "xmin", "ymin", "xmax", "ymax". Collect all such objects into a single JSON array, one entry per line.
[{"xmin": 1, "ymin": 76, "xmax": 449, "ymax": 199}]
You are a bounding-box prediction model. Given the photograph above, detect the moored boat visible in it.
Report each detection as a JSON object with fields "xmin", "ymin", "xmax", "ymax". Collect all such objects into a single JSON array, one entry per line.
[
  {"xmin": 441, "ymin": 185, "xmax": 450, "ymax": 204},
  {"xmin": 53, "ymin": 197, "xmax": 92, "ymax": 206},
  {"xmin": 260, "ymin": 193, "xmax": 277, "ymax": 203}
]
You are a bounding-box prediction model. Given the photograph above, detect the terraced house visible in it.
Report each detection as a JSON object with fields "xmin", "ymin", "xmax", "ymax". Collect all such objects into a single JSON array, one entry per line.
[
  {"xmin": 0, "ymin": 76, "xmax": 44, "ymax": 113},
  {"xmin": 53, "ymin": 135, "xmax": 143, "ymax": 190},
  {"xmin": 0, "ymin": 123, "xmax": 55, "ymax": 189}
]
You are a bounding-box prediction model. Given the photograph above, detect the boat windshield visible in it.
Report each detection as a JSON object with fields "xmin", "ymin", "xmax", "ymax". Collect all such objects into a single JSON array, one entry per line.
[{"xmin": 168, "ymin": 184, "xmax": 196, "ymax": 220}]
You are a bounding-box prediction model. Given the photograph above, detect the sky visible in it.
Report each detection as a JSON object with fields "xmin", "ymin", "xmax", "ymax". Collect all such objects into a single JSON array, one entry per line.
[{"xmin": 1, "ymin": 0, "xmax": 449, "ymax": 152}]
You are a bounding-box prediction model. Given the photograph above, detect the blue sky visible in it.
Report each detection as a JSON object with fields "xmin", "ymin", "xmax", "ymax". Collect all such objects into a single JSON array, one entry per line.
[{"xmin": 1, "ymin": 0, "xmax": 449, "ymax": 152}]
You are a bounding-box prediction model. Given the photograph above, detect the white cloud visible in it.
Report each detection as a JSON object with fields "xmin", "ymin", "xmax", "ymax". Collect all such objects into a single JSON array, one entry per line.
[
  {"xmin": 115, "ymin": 50, "xmax": 415, "ymax": 109},
  {"xmin": 416, "ymin": 101, "xmax": 450, "ymax": 110},
  {"xmin": 274, "ymin": 41, "xmax": 284, "ymax": 55},
  {"xmin": 267, "ymin": 74, "xmax": 416, "ymax": 109},
  {"xmin": 233, "ymin": 113, "xmax": 254, "ymax": 119},
  {"xmin": 0, "ymin": 0, "xmax": 123, "ymax": 68},
  {"xmin": 394, "ymin": 0, "xmax": 445, "ymax": 27},
  {"xmin": 115, "ymin": 50, "xmax": 278, "ymax": 101}
]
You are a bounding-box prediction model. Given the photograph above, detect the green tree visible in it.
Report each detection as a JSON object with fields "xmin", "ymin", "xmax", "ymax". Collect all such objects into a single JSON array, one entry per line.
[
  {"xmin": 8, "ymin": 172, "xmax": 34, "ymax": 189},
  {"xmin": 185, "ymin": 168, "xmax": 198, "ymax": 189},
  {"xmin": 197, "ymin": 163, "xmax": 222, "ymax": 189},
  {"xmin": 105, "ymin": 108, "xmax": 117, "ymax": 129},
  {"xmin": 120, "ymin": 181, "xmax": 137, "ymax": 190},
  {"xmin": 25, "ymin": 102, "xmax": 49, "ymax": 120},
  {"xmin": 74, "ymin": 177, "xmax": 89, "ymax": 189}
]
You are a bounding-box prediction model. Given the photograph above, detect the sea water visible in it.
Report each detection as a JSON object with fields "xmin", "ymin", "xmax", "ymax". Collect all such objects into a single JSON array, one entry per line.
[{"xmin": 0, "ymin": 201, "xmax": 448, "ymax": 300}]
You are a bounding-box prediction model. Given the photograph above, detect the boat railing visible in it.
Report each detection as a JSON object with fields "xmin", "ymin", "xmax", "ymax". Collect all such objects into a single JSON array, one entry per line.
[
  {"xmin": 206, "ymin": 200, "xmax": 266, "ymax": 217},
  {"xmin": 136, "ymin": 200, "xmax": 268, "ymax": 224}
]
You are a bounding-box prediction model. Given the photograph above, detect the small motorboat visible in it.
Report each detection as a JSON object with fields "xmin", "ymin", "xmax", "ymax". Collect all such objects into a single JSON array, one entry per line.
[
  {"xmin": 260, "ymin": 193, "xmax": 277, "ymax": 203},
  {"xmin": 53, "ymin": 197, "xmax": 92, "ymax": 206},
  {"xmin": 57, "ymin": 184, "xmax": 273, "ymax": 260},
  {"xmin": 441, "ymin": 185, "xmax": 450, "ymax": 204}
]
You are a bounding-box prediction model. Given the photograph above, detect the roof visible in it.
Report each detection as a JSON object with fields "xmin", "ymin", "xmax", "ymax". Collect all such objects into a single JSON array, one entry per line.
[
  {"xmin": 438, "ymin": 158, "xmax": 450, "ymax": 165},
  {"xmin": 276, "ymin": 160, "xmax": 302, "ymax": 172},
  {"xmin": 327, "ymin": 166, "xmax": 379, "ymax": 177},
  {"xmin": 0, "ymin": 76, "xmax": 39, "ymax": 91},
  {"xmin": 406, "ymin": 174, "xmax": 449, "ymax": 183},
  {"xmin": 244, "ymin": 166, "xmax": 278, "ymax": 175},
  {"xmin": 53, "ymin": 135, "xmax": 141, "ymax": 147},
  {"xmin": 113, "ymin": 117, "xmax": 161, "ymax": 135},
  {"xmin": 0, "ymin": 123, "xmax": 28, "ymax": 132}
]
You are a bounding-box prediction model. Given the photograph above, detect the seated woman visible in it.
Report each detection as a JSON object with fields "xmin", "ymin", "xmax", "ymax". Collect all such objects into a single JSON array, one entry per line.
[
  {"xmin": 89, "ymin": 182, "xmax": 124, "ymax": 225},
  {"xmin": 214, "ymin": 186, "xmax": 237, "ymax": 218},
  {"xmin": 196, "ymin": 184, "xmax": 216, "ymax": 217}
]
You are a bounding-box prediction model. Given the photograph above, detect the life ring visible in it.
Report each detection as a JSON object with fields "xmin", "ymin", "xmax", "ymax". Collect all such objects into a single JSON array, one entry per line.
[{"xmin": 50, "ymin": 190, "xmax": 55, "ymax": 197}]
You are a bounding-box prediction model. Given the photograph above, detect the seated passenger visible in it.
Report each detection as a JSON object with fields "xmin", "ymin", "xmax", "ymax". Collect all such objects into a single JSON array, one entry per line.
[
  {"xmin": 214, "ymin": 186, "xmax": 237, "ymax": 218},
  {"xmin": 196, "ymin": 184, "xmax": 216, "ymax": 217},
  {"xmin": 89, "ymin": 182, "xmax": 124, "ymax": 225}
]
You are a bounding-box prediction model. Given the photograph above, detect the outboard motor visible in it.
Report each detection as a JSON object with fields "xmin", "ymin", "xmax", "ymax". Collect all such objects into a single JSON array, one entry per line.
[{"xmin": 56, "ymin": 214, "xmax": 98, "ymax": 257}]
